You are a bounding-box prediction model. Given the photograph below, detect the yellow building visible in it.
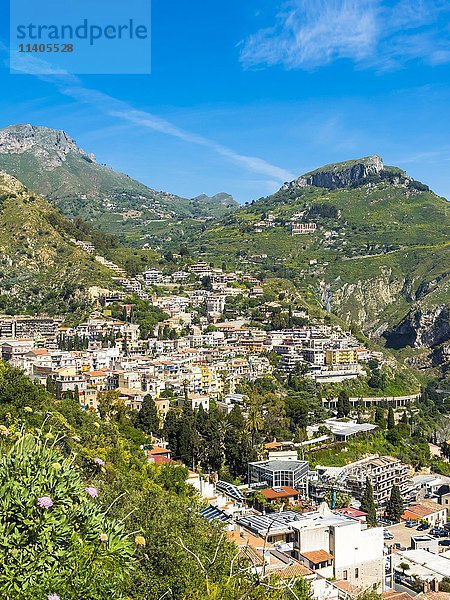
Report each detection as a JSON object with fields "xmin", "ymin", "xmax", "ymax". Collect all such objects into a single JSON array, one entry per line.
[
  {"xmin": 155, "ymin": 397, "xmax": 170, "ymax": 421},
  {"xmin": 325, "ymin": 348, "xmax": 358, "ymax": 365}
]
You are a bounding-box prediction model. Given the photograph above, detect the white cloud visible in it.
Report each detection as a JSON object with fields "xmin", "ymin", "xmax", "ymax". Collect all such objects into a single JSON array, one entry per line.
[
  {"xmin": 240, "ymin": 0, "xmax": 378, "ymax": 70},
  {"xmin": 240, "ymin": 0, "xmax": 450, "ymax": 71}
]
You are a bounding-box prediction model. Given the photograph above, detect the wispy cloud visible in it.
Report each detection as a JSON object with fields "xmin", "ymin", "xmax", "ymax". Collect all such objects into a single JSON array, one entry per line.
[
  {"xmin": 6, "ymin": 50, "xmax": 294, "ymax": 183},
  {"xmin": 240, "ymin": 0, "xmax": 450, "ymax": 71}
]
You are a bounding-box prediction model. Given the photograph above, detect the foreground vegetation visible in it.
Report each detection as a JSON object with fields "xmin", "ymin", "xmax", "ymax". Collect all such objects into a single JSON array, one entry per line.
[{"xmin": 0, "ymin": 361, "xmax": 317, "ymax": 599}]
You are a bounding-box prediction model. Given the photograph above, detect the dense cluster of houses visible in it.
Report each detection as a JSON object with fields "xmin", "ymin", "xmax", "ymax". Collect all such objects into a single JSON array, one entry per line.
[{"xmin": 0, "ymin": 284, "xmax": 376, "ymax": 420}]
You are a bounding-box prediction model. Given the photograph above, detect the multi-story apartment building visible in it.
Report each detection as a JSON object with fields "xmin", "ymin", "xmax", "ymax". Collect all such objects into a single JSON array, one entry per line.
[
  {"xmin": 325, "ymin": 348, "xmax": 358, "ymax": 365},
  {"xmin": 344, "ymin": 455, "xmax": 414, "ymax": 505},
  {"xmin": 143, "ymin": 269, "xmax": 163, "ymax": 284},
  {"xmin": 0, "ymin": 315, "xmax": 61, "ymax": 340}
]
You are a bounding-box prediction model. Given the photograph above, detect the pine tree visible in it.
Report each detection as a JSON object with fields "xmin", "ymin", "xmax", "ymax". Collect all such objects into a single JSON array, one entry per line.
[
  {"xmin": 360, "ymin": 477, "xmax": 378, "ymax": 527},
  {"xmin": 74, "ymin": 385, "xmax": 80, "ymax": 404},
  {"xmin": 385, "ymin": 485, "xmax": 403, "ymax": 523},
  {"xmin": 387, "ymin": 407, "xmax": 395, "ymax": 430}
]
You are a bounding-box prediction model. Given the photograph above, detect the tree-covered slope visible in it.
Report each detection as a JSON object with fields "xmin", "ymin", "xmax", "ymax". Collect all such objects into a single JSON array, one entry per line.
[{"xmin": 0, "ymin": 361, "xmax": 311, "ymax": 599}]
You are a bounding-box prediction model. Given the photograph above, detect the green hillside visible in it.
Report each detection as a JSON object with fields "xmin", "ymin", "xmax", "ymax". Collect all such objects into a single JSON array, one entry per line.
[
  {"xmin": 181, "ymin": 157, "xmax": 450, "ymax": 352},
  {"xmin": 0, "ymin": 172, "xmax": 116, "ymax": 317},
  {"xmin": 0, "ymin": 125, "xmax": 238, "ymax": 244}
]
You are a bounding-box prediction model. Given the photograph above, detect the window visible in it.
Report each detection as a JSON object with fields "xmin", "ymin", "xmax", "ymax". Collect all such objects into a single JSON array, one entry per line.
[
  {"xmin": 355, "ymin": 568, "xmax": 359, "ymax": 579},
  {"xmin": 343, "ymin": 570, "xmax": 348, "ymax": 581}
]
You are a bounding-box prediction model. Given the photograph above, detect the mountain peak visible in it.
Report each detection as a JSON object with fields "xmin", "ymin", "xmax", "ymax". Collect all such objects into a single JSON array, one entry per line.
[
  {"xmin": 282, "ymin": 154, "xmax": 397, "ymax": 191},
  {"xmin": 0, "ymin": 124, "xmax": 94, "ymax": 170}
]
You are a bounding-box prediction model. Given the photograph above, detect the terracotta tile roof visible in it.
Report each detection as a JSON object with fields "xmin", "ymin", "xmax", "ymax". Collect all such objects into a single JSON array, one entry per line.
[
  {"xmin": 333, "ymin": 580, "xmax": 362, "ymax": 597},
  {"xmin": 148, "ymin": 446, "xmax": 170, "ymax": 456},
  {"xmin": 226, "ymin": 529, "xmax": 266, "ymax": 550},
  {"xmin": 236, "ymin": 545, "xmax": 265, "ymax": 567},
  {"xmin": 277, "ymin": 562, "xmax": 313, "ymax": 579},
  {"xmin": 383, "ymin": 592, "xmax": 415, "ymax": 600},
  {"xmin": 300, "ymin": 549, "xmax": 333, "ymax": 564},
  {"xmin": 402, "ymin": 501, "xmax": 443, "ymax": 519},
  {"xmin": 265, "ymin": 441, "xmax": 282, "ymax": 450},
  {"xmin": 335, "ymin": 508, "xmax": 368, "ymax": 518},
  {"xmin": 261, "ymin": 486, "xmax": 300, "ymax": 500}
]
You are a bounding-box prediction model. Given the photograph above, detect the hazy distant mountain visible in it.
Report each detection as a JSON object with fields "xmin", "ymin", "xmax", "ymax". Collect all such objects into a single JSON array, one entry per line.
[{"xmin": 0, "ymin": 124, "xmax": 236, "ymax": 241}]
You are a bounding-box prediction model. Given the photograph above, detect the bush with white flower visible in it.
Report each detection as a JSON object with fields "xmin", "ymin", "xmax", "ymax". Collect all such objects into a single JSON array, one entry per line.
[{"xmin": 0, "ymin": 431, "xmax": 135, "ymax": 599}]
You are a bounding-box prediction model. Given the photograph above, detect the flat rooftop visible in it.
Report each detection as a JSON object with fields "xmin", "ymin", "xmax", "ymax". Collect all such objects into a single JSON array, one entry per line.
[
  {"xmin": 395, "ymin": 549, "xmax": 450, "ymax": 580},
  {"xmin": 249, "ymin": 459, "xmax": 309, "ymax": 472}
]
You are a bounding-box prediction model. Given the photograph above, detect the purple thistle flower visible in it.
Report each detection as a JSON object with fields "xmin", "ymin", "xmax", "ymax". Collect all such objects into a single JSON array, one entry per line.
[
  {"xmin": 38, "ymin": 496, "xmax": 53, "ymax": 509},
  {"xmin": 48, "ymin": 594, "xmax": 60, "ymax": 600},
  {"xmin": 94, "ymin": 457, "xmax": 105, "ymax": 466},
  {"xmin": 85, "ymin": 486, "xmax": 99, "ymax": 498}
]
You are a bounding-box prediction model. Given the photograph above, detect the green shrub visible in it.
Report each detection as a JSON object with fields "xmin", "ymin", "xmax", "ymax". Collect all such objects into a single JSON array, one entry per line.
[{"xmin": 0, "ymin": 431, "xmax": 135, "ymax": 599}]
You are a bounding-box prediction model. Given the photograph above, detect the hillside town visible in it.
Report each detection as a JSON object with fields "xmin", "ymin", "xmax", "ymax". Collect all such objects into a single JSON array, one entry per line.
[{"xmin": 2, "ymin": 257, "xmax": 448, "ymax": 600}]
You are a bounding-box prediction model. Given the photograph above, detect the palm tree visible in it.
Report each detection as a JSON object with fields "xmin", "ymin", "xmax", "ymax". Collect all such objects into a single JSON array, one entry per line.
[{"xmin": 246, "ymin": 402, "xmax": 264, "ymax": 448}]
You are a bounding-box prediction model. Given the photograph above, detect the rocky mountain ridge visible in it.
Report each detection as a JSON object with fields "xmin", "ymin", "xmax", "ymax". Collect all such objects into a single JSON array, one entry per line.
[
  {"xmin": 0, "ymin": 124, "xmax": 238, "ymax": 239},
  {"xmin": 281, "ymin": 154, "xmax": 422, "ymax": 191},
  {"xmin": 0, "ymin": 124, "xmax": 95, "ymax": 169},
  {"xmin": 185, "ymin": 155, "xmax": 449, "ymax": 369}
]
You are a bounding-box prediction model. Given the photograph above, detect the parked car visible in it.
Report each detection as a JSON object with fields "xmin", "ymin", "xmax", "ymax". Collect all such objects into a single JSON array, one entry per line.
[
  {"xmin": 430, "ymin": 528, "xmax": 447, "ymax": 537},
  {"xmin": 393, "ymin": 543, "xmax": 406, "ymax": 550},
  {"xmin": 405, "ymin": 521, "xmax": 416, "ymax": 528},
  {"xmin": 384, "ymin": 530, "xmax": 394, "ymax": 540},
  {"xmin": 417, "ymin": 523, "xmax": 430, "ymax": 531},
  {"xmin": 439, "ymin": 540, "xmax": 450, "ymax": 546}
]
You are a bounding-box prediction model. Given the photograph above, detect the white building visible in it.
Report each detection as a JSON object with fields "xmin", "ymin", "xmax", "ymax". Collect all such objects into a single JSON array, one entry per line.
[
  {"xmin": 291, "ymin": 504, "xmax": 384, "ymax": 590},
  {"xmin": 291, "ymin": 222, "xmax": 317, "ymax": 235},
  {"xmin": 143, "ymin": 269, "xmax": 163, "ymax": 284}
]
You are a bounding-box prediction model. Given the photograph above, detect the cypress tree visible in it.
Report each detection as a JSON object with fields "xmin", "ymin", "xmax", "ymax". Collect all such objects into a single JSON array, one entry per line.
[
  {"xmin": 385, "ymin": 485, "xmax": 403, "ymax": 523},
  {"xmin": 360, "ymin": 477, "xmax": 378, "ymax": 527},
  {"xmin": 387, "ymin": 407, "xmax": 395, "ymax": 430},
  {"xmin": 337, "ymin": 390, "xmax": 351, "ymax": 418},
  {"xmin": 135, "ymin": 395, "xmax": 160, "ymax": 435}
]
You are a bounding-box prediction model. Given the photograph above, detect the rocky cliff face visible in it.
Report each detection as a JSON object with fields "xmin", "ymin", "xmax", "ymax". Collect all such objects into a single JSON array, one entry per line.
[
  {"xmin": 283, "ymin": 155, "xmax": 388, "ymax": 190},
  {"xmin": 385, "ymin": 305, "xmax": 450, "ymax": 349},
  {"xmin": 0, "ymin": 124, "xmax": 93, "ymax": 170},
  {"xmin": 324, "ymin": 268, "xmax": 406, "ymax": 332}
]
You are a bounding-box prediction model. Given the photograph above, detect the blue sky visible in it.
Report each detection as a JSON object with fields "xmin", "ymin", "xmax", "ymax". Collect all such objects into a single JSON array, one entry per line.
[{"xmin": 1, "ymin": 0, "xmax": 450, "ymax": 202}]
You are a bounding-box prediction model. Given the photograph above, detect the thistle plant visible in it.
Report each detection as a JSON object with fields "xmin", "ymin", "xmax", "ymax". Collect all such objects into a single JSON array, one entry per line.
[{"xmin": 0, "ymin": 431, "xmax": 135, "ymax": 599}]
